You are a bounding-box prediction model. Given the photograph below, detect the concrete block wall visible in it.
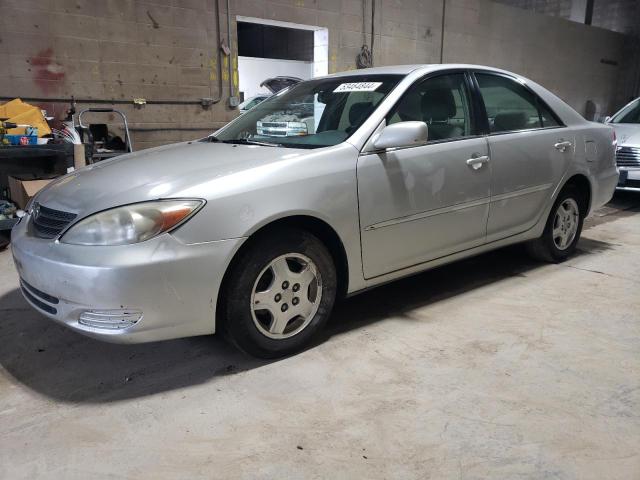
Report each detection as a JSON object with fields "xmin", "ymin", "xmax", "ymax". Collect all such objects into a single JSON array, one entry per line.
[
  {"xmin": 591, "ymin": 0, "xmax": 640, "ymax": 36},
  {"xmin": 444, "ymin": 0, "xmax": 628, "ymax": 117},
  {"xmin": 494, "ymin": 0, "xmax": 640, "ymax": 35},
  {"xmin": 0, "ymin": 0, "xmax": 236, "ymax": 150},
  {"xmin": 492, "ymin": 0, "xmax": 572, "ymax": 18},
  {"xmin": 0, "ymin": 0, "xmax": 632, "ymax": 150}
]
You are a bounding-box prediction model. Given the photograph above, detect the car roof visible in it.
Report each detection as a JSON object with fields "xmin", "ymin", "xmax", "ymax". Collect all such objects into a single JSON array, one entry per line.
[
  {"xmin": 320, "ymin": 64, "xmax": 586, "ymax": 129},
  {"xmin": 322, "ymin": 64, "xmax": 513, "ymax": 78}
]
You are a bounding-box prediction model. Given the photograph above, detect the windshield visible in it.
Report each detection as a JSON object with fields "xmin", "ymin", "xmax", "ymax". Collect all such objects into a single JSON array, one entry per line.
[
  {"xmin": 212, "ymin": 74, "xmax": 403, "ymax": 149},
  {"xmin": 611, "ymin": 98, "xmax": 640, "ymax": 124},
  {"xmin": 239, "ymin": 96, "xmax": 268, "ymax": 111}
]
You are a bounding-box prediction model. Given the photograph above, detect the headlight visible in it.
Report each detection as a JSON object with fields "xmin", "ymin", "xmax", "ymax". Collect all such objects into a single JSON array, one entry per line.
[{"xmin": 60, "ymin": 199, "xmax": 204, "ymax": 246}]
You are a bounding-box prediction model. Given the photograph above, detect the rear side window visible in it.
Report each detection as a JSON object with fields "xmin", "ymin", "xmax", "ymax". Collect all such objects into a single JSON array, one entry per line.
[{"xmin": 476, "ymin": 73, "xmax": 560, "ymax": 133}]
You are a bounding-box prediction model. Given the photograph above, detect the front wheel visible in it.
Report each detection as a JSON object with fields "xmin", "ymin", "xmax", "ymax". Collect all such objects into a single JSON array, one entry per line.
[
  {"xmin": 526, "ymin": 185, "xmax": 585, "ymax": 263},
  {"xmin": 220, "ymin": 228, "xmax": 337, "ymax": 358}
]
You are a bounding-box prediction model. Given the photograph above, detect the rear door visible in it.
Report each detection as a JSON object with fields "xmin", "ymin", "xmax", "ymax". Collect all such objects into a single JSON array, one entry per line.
[
  {"xmin": 472, "ymin": 72, "xmax": 574, "ymax": 242},
  {"xmin": 358, "ymin": 72, "xmax": 491, "ymax": 278}
]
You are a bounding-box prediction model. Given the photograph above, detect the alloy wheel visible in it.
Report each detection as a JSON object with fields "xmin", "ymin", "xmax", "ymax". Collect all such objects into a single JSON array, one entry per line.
[
  {"xmin": 552, "ymin": 198, "xmax": 580, "ymax": 250},
  {"xmin": 250, "ymin": 253, "xmax": 323, "ymax": 339}
]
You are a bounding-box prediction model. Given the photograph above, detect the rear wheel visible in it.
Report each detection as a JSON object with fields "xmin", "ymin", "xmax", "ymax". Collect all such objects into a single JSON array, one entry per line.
[
  {"xmin": 526, "ymin": 185, "xmax": 585, "ymax": 262},
  {"xmin": 221, "ymin": 228, "xmax": 336, "ymax": 358}
]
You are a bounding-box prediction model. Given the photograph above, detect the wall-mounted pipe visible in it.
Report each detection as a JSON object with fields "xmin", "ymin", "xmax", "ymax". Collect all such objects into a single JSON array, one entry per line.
[
  {"xmin": 0, "ymin": 96, "xmax": 213, "ymax": 105},
  {"xmin": 585, "ymin": 0, "xmax": 594, "ymax": 25},
  {"xmin": 209, "ymin": 0, "xmax": 223, "ymax": 104},
  {"xmin": 440, "ymin": 0, "xmax": 446, "ymax": 63},
  {"xmin": 129, "ymin": 126, "xmax": 219, "ymax": 132},
  {"xmin": 226, "ymin": 0, "xmax": 238, "ymax": 106}
]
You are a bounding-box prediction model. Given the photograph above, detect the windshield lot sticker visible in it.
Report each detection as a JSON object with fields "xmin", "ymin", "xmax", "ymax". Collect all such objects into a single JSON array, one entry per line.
[{"xmin": 333, "ymin": 82, "xmax": 382, "ymax": 93}]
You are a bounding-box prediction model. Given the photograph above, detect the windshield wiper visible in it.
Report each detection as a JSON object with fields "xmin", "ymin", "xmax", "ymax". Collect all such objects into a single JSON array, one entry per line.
[{"xmin": 221, "ymin": 139, "xmax": 283, "ymax": 147}]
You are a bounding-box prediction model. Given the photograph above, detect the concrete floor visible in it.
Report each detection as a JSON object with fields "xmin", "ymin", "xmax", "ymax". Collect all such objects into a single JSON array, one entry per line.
[{"xmin": 0, "ymin": 192, "xmax": 639, "ymax": 480}]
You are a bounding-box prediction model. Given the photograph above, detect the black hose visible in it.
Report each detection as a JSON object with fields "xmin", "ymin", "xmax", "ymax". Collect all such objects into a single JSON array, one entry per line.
[
  {"xmin": 356, "ymin": 0, "xmax": 375, "ymax": 69},
  {"xmin": 371, "ymin": 0, "xmax": 375, "ymax": 56},
  {"xmin": 356, "ymin": 45, "xmax": 373, "ymax": 69}
]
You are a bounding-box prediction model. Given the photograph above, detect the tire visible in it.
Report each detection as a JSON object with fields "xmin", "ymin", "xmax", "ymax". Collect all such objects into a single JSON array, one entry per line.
[
  {"xmin": 220, "ymin": 228, "xmax": 337, "ymax": 358},
  {"xmin": 526, "ymin": 184, "xmax": 586, "ymax": 263}
]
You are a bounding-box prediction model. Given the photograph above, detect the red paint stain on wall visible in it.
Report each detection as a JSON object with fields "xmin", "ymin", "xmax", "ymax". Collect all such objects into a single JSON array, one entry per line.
[{"xmin": 29, "ymin": 48, "xmax": 65, "ymax": 94}]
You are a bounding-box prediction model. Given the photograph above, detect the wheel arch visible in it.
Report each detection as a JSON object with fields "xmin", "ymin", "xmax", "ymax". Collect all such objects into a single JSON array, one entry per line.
[
  {"xmin": 561, "ymin": 173, "xmax": 592, "ymax": 215},
  {"xmin": 216, "ymin": 214, "xmax": 350, "ymax": 329}
]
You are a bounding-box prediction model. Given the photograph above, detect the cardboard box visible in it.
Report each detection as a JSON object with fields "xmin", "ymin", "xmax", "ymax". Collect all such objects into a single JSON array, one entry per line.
[{"xmin": 8, "ymin": 175, "xmax": 55, "ymax": 209}]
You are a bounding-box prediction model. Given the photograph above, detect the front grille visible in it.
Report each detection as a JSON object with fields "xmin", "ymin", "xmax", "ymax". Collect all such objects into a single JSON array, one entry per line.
[
  {"xmin": 31, "ymin": 203, "xmax": 77, "ymax": 239},
  {"xmin": 616, "ymin": 146, "xmax": 640, "ymax": 167},
  {"xmin": 620, "ymin": 179, "xmax": 640, "ymax": 189},
  {"xmin": 257, "ymin": 122, "xmax": 289, "ymax": 137},
  {"xmin": 20, "ymin": 279, "xmax": 59, "ymax": 315}
]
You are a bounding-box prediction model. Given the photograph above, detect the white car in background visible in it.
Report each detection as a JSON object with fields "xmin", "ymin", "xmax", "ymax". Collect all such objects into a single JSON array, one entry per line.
[
  {"xmin": 239, "ymin": 77, "xmax": 303, "ymax": 114},
  {"xmin": 606, "ymin": 97, "xmax": 640, "ymax": 190}
]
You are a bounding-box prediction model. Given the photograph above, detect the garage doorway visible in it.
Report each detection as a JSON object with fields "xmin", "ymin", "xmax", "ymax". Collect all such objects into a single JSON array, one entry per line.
[{"xmin": 236, "ymin": 16, "xmax": 328, "ymax": 101}]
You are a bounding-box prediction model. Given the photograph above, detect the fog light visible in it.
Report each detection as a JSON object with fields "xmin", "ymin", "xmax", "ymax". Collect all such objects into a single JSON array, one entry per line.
[{"xmin": 78, "ymin": 309, "xmax": 143, "ymax": 330}]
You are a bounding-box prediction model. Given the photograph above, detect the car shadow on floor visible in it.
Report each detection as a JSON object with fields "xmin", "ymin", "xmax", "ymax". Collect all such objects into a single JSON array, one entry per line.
[
  {"xmin": 324, "ymin": 237, "xmax": 615, "ymax": 338},
  {"xmin": 0, "ymin": 237, "xmax": 618, "ymax": 405}
]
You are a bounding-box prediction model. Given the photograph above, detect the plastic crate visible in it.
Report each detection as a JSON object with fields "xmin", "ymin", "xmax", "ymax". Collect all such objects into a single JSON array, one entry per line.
[{"xmin": 4, "ymin": 134, "xmax": 38, "ymax": 145}]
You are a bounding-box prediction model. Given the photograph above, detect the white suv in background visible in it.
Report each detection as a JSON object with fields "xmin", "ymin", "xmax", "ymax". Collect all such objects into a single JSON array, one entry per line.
[{"xmin": 606, "ymin": 97, "xmax": 640, "ymax": 190}]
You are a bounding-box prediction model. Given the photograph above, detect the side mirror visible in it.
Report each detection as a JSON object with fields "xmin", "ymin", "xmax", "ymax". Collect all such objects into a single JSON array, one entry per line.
[
  {"xmin": 373, "ymin": 121, "xmax": 429, "ymax": 150},
  {"xmin": 604, "ymin": 116, "xmax": 611, "ymax": 123}
]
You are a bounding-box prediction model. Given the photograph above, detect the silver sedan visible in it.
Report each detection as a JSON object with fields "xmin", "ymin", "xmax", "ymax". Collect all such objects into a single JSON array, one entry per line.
[
  {"xmin": 605, "ymin": 96, "xmax": 640, "ymax": 190},
  {"xmin": 11, "ymin": 64, "xmax": 618, "ymax": 358}
]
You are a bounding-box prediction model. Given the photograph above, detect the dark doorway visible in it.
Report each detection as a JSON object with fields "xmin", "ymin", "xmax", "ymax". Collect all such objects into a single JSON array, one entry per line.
[{"xmin": 237, "ymin": 22, "xmax": 314, "ymax": 62}]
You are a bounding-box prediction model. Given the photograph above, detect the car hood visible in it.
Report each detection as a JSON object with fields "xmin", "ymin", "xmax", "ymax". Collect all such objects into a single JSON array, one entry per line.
[
  {"xmin": 611, "ymin": 123, "xmax": 640, "ymax": 147},
  {"xmin": 34, "ymin": 141, "xmax": 313, "ymax": 217},
  {"xmin": 260, "ymin": 76, "xmax": 302, "ymax": 93}
]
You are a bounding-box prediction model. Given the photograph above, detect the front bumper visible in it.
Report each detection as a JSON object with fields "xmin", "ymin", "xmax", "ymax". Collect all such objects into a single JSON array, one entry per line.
[
  {"xmin": 617, "ymin": 167, "xmax": 640, "ymax": 191},
  {"xmin": 10, "ymin": 216, "xmax": 244, "ymax": 343}
]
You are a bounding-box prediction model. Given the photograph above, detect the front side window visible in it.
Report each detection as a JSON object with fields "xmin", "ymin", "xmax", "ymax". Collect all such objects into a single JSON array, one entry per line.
[
  {"xmin": 213, "ymin": 75, "xmax": 402, "ymax": 149},
  {"xmin": 476, "ymin": 73, "xmax": 560, "ymax": 133},
  {"xmin": 388, "ymin": 73, "xmax": 473, "ymax": 141},
  {"xmin": 611, "ymin": 98, "xmax": 640, "ymax": 124}
]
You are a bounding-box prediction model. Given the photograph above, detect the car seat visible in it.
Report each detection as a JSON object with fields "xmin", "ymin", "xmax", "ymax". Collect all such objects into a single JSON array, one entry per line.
[{"xmin": 420, "ymin": 87, "xmax": 463, "ymax": 140}]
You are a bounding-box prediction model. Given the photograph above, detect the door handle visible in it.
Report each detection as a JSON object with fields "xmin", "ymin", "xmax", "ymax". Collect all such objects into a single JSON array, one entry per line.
[
  {"xmin": 554, "ymin": 141, "xmax": 572, "ymax": 152},
  {"xmin": 466, "ymin": 155, "xmax": 490, "ymax": 170}
]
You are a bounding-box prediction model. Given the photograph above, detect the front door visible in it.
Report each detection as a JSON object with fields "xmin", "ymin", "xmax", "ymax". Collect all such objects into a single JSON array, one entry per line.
[{"xmin": 358, "ymin": 72, "xmax": 491, "ymax": 279}]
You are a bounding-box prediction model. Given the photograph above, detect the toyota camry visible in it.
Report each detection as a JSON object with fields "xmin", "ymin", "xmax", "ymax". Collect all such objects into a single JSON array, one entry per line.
[{"xmin": 11, "ymin": 64, "xmax": 618, "ymax": 358}]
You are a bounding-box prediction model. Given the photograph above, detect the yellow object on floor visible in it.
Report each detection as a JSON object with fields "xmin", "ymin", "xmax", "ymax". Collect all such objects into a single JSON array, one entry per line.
[{"xmin": 0, "ymin": 98, "xmax": 52, "ymax": 136}]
